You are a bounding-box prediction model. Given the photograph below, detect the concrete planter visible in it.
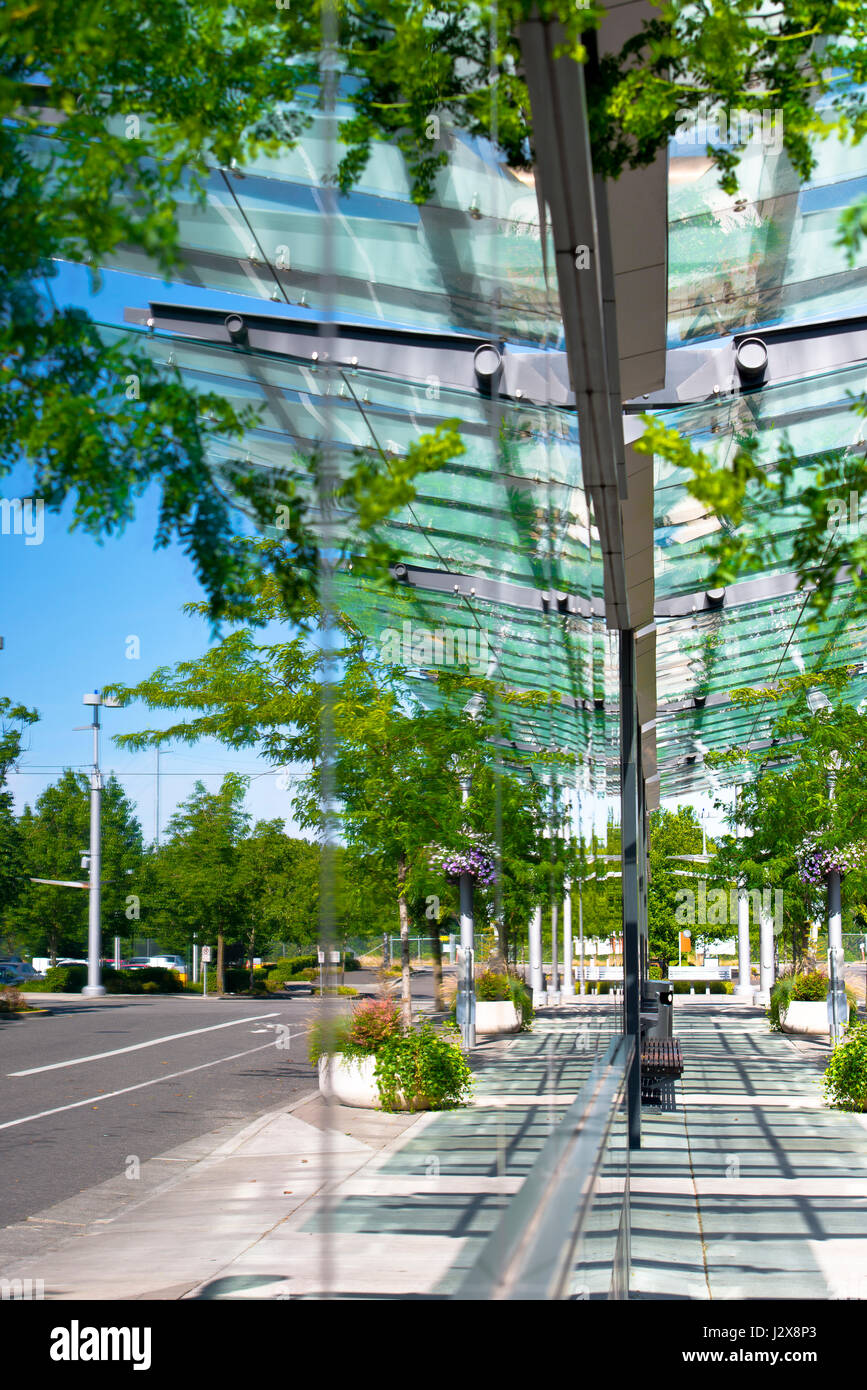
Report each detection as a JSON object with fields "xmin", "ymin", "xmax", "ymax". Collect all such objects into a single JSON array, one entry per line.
[
  {"xmin": 781, "ymin": 1000, "xmax": 842, "ymax": 1037},
  {"xmin": 318, "ymin": 1053, "xmax": 380, "ymax": 1108},
  {"xmin": 317, "ymin": 1053, "xmax": 438, "ymax": 1111},
  {"xmin": 475, "ymin": 1000, "xmax": 522, "ymax": 1036}
]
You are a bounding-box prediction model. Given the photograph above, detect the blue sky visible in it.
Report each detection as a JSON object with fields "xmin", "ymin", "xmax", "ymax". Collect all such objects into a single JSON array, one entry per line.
[
  {"xmin": 2, "ymin": 260, "xmax": 313, "ymax": 842},
  {"xmin": 2, "ymin": 471, "xmax": 307, "ymax": 842}
]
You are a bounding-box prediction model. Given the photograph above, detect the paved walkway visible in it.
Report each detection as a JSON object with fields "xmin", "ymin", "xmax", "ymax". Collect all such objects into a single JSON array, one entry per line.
[
  {"xmin": 0, "ymin": 1000, "xmax": 864, "ymax": 1299},
  {"xmin": 631, "ymin": 1002, "xmax": 867, "ymax": 1300}
]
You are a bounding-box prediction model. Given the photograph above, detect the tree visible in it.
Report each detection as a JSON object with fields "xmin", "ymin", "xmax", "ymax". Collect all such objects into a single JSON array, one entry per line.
[
  {"xmin": 708, "ymin": 671, "xmax": 867, "ymax": 970},
  {"xmin": 144, "ymin": 775, "xmax": 250, "ymax": 992},
  {"xmin": 648, "ymin": 806, "xmax": 715, "ymax": 968},
  {"xmin": 235, "ymin": 822, "xmax": 321, "ymax": 984},
  {"xmin": 9, "ymin": 770, "xmax": 142, "ymax": 963},
  {"xmin": 0, "ymin": 698, "xmax": 38, "ymax": 945},
  {"xmin": 110, "ymin": 569, "xmax": 558, "ymax": 1022}
]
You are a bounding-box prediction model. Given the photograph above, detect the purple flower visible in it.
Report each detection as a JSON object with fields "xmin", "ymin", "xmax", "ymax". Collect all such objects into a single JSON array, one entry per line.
[
  {"xmin": 796, "ymin": 834, "xmax": 866, "ymax": 884},
  {"xmin": 429, "ymin": 840, "xmax": 497, "ymax": 884}
]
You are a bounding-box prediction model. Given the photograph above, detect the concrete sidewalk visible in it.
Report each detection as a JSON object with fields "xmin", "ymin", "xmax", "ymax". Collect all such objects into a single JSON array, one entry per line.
[
  {"xmin": 631, "ymin": 1002, "xmax": 867, "ymax": 1300},
  {"xmin": 1, "ymin": 1000, "xmax": 865, "ymax": 1300},
  {"xmin": 0, "ymin": 1007, "xmax": 616, "ymax": 1300}
]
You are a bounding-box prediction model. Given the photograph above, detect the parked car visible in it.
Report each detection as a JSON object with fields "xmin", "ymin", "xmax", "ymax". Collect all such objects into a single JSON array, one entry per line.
[
  {"xmin": 124, "ymin": 957, "xmax": 152, "ymax": 970},
  {"xmin": 147, "ymin": 954, "xmax": 187, "ymax": 980},
  {"xmin": 0, "ymin": 961, "xmax": 42, "ymax": 984}
]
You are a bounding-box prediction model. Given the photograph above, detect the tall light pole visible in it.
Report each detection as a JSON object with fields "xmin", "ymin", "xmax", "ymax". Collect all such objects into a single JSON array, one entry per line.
[
  {"xmin": 806, "ymin": 689, "xmax": 845, "ymax": 1041},
  {"xmin": 734, "ymin": 784, "xmax": 753, "ymax": 999},
  {"xmin": 80, "ymin": 691, "xmax": 121, "ymax": 998},
  {"xmin": 561, "ymin": 788, "xmax": 574, "ymax": 998}
]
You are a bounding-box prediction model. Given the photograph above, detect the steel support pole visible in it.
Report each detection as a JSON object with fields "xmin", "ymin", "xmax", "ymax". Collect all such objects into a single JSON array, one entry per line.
[
  {"xmin": 828, "ymin": 867, "xmax": 842, "ymax": 956},
  {"xmin": 550, "ymin": 902, "xmax": 559, "ymax": 998},
  {"xmin": 758, "ymin": 897, "xmax": 775, "ymax": 1005},
  {"xmin": 619, "ymin": 631, "xmax": 642, "ymax": 1150},
  {"xmin": 736, "ymin": 883, "xmax": 753, "ymax": 997},
  {"xmin": 529, "ymin": 905, "xmax": 544, "ymax": 999},
  {"xmin": 459, "ymin": 871, "xmax": 475, "ymax": 1048},
  {"xmin": 83, "ymin": 703, "xmax": 105, "ymax": 998},
  {"xmin": 828, "ymin": 869, "xmax": 844, "ymax": 1044},
  {"xmin": 562, "ymin": 882, "xmax": 574, "ymax": 997}
]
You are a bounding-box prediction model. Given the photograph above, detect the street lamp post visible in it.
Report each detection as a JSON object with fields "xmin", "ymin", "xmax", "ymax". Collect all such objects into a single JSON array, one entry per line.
[
  {"xmin": 806, "ymin": 689, "xmax": 845, "ymax": 1042},
  {"xmin": 80, "ymin": 691, "xmax": 120, "ymax": 998}
]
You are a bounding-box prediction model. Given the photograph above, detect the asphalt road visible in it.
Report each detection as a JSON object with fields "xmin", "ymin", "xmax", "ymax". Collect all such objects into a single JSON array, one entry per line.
[
  {"xmin": 0, "ymin": 967, "xmax": 448, "ymax": 1231},
  {"xmin": 0, "ymin": 993, "xmax": 323, "ymax": 1230}
]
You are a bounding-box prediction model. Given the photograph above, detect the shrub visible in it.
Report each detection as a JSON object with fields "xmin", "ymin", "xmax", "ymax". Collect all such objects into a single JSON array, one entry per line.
[
  {"xmin": 476, "ymin": 970, "xmax": 510, "ymax": 1002},
  {"xmin": 768, "ymin": 976, "xmax": 795, "ymax": 1031},
  {"xmin": 792, "ymin": 970, "xmax": 828, "ymax": 1002},
  {"xmin": 104, "ymin": 966, "xmax": 183, "ymax": 994},
  {"xmin": 265, "ymin": 956, "xmax": 320, "ymax": 991},
  {"xmin": 347, "ymin": 997, "xmax": 402, "ymax": 1051},
  {"xmin": 824, "ymin": 1021, "xmax": 867, "ymax": 1111},
  {"xmin": 375, "ymin": 1022, "xmax": 472, "ymax": 1112},
  {"xmin": 507, "ymin": 976, "xmax": 534, "ymax": 1030},
  {"xmin": 671, "ymin": 980, "xmax": 732, "ymax": 996},
  {"xmin": 308, "ymin": 997, "xmax": 401, "ymax": 1065},
  {"xmin": 43, "ymin": 964, "xmax": 87, "ymax": 992},
  {"xmin": 0, "ymin": 986, "xmax": 25, "ymax": 1012}
]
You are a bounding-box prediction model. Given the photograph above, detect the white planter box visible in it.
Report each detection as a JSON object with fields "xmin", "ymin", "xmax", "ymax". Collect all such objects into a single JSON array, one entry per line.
[
  {"xmin": 781, "ymin": 1000, "xmax": 844, "ymax": 1036},
  {"xmin": 318, "ymin": 1053, "xmax": 380, "ymax": 1108},
  {"xmin": 475, "ymin": 1000, "xmax": 522, "ymax": 1036},
  {"xmin": 317, "ymin": 1053, "xmax": 438, "ymax": 1111}
]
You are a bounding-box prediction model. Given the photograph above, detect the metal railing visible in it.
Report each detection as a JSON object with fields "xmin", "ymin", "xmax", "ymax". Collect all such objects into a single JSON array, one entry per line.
[{"xmin": 457, "ymin": 1033, "xmax": 633, "ymax": 1300}]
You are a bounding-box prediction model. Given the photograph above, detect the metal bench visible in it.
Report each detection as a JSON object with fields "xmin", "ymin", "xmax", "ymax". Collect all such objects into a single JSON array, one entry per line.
[{"xmin": 641, "ymin": 1037, "xmax": 683, "ymax": 1106}]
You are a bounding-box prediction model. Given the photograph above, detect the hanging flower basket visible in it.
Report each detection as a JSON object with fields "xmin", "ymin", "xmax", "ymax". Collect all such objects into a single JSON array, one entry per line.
[
  {"xmin": 429, "ymin": 841, "xmax": 496, "ymax": 885},
  {"xmin": 796, "ymin": 834, "xmax": 866, "ymax": 886}
]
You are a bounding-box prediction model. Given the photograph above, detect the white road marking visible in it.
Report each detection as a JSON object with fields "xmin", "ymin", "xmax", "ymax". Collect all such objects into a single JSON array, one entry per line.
[
  {"xmin": 0, "ymin": 1040, "xmax": 292, "ymax": 1131},
  {"xmin": 8, "ymin": 1013, "xmax": 283, "ymax": 1076}
]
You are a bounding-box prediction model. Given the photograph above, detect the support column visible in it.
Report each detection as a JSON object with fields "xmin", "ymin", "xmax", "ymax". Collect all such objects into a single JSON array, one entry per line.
[
  {"xmin": 550, "ymin": 902, "xmax": 559, "ymax": 999},
  {"xmin": 459, "ymin": 870, "xmax": 475, "ymax": 1048},
  {"xmin": 562, "ymin": 881, "xmax": 574, "ymax": 997},
  {"xmin": 828, "ymin": 868, "xmax": 842, "ymax": 956},
  {"xmin": 735, "ymin": 882, "xmax": 752, "ymax": 998},
  {"xmin": 757, "ymin": 895, "xmax": 775, "ymax": 1005},
  {"xmin": 620, "ymin": 630, "xmax": 642, "ymax": 1150},
  {"xmin": 529, "ymin": 905, "xmax": 544, "ymax": 1001}
]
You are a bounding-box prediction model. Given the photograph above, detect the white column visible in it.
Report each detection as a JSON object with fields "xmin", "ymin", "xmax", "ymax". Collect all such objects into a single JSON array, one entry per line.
[
  {"xmin": 757, "ymin": 895, "xmax": 775, "ymax": 1005},
  {"xmin": 550, "ymin": 901, "xmax": 559, "ymax": 999},
  {"xmin": 735, "ymin": 882, "xmax": 752, "ymax": 998},
  {"xmin": 562, "ymin": 881, "xmax": 574, "ymax": 996},
  {"xmin": 529, "ymin": 905, "xmax": 544, "ymax": 1000},
  {"xmin": 83, "ymin": 705, "xmax": 105, "ymax": 999},
  {"xmin": 828, "ymin": 868, "xmax": 842, "ymax": 956}
]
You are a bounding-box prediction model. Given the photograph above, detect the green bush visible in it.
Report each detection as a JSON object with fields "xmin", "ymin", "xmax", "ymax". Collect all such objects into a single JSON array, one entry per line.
[
  {"xmin": 476, "ymin": 970, "xmax": 510, "ymax": 1002},
  {"xmin": 508, "ymin": 976, "xmax": 534, "ymax": 1030},
  {"xmin": 768, "ymin": 976, "xmax": 796, "ymax": 1031},
  {"xmin": 28, "ymin": 964, "xmax": 88, "ymax": 993},
  {"xmin": 671, "ymin": 980, "xmax": 732, "ymax": 995},
  {"xmin": 824, "ymin": 1021, "xmax": 867, "ymax": 1111},
  {"xmin": 792, "ymin": 970, "xmax": 828, "ymax": 1002},
  {"xmin": 375, "ymin": 1022, "xmax": 472, "ymax": 1112},
  {"xmin": 102, "ymin": 966, "xmax": 182, "ymax": 994},
  {"xmin": 265, "ymin": 955, "xmax": 321, "ymax": 991}
]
